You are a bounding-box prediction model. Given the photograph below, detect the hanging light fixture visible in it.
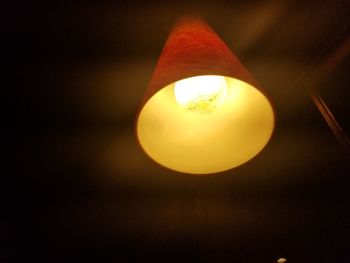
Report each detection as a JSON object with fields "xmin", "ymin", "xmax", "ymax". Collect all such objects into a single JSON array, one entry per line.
[{"xmin": 136, "ymin": 17, "xmax": 275, "ymax": 175}]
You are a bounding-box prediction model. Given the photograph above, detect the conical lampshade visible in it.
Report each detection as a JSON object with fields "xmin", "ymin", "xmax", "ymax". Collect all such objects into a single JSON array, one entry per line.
[{"xmin": 136, "ymin": 17, "xmax": 275, "ymax": 174}]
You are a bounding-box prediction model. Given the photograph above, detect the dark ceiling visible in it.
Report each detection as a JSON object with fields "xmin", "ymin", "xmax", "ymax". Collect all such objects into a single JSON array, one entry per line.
[{"xmin": 4, "ymin": 0, "xmax": 350, "ymax": 262}]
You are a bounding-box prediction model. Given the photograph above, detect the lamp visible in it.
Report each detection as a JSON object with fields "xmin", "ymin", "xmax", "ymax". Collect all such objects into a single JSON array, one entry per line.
[{"xmin": 136, "ymin": 17, "xmax": 275, "ymax": 174}]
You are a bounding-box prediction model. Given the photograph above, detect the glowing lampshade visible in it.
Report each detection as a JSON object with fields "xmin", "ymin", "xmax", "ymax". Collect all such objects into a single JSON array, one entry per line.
[{"xmin": 136, "ymin": 17, "xmax": 275, "ymax": 174}]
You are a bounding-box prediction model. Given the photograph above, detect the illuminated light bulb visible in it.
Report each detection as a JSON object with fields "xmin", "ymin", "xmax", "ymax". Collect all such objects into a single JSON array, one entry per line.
[{"xmin": 174, "ymin": 75, "xmax": 227, "ymax": 113}]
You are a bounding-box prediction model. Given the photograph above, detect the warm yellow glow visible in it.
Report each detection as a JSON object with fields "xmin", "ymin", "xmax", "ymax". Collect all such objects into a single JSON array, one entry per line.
[
  {"xmin": 137, "ymin": 75, "xmax": 274, "ymax": 174},
  {"xmin": 174, "ymin": 75, "xmax": 227, "ymax": 113},
  {"xmin": 277, "ymin": 258, "xmax": 287, "ymax": 263}
]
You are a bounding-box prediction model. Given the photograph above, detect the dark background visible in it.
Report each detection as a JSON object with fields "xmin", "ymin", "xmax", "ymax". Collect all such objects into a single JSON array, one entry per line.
[{"xmin": 3, "ymin": 0, "xmax": 350, "ymax": 262}]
